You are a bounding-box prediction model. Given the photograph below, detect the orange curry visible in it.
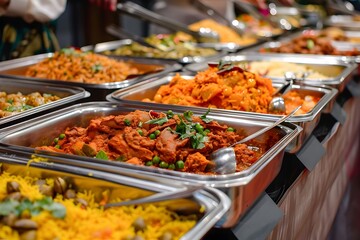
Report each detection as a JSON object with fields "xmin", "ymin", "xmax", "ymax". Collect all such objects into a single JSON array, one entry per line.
[{"xmin": 36, "ymin": 110, "xmax": 280, "ymax": 174}]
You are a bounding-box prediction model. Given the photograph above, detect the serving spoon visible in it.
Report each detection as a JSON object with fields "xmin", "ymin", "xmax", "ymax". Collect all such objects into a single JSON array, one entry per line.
[
  {"xmin": 210, "ymin": 105, "xmax": 301, "ymax": 174},
  {"xmin": 268, "ymin": 71, "xmax": 296, "ymax": 114}
]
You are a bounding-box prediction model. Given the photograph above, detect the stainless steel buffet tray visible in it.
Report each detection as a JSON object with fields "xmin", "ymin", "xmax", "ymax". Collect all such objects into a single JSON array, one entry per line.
[
  {"xmin": 0, "ymin": 151, "xmax": 230, "ymax": 239},
  {"xmin": 0, "ymin": 102, "xmax": 302, "ymax": 227},
  {"xmin": 325, "ymin": 15, "xmax": 360, "ymax": 31},
  {"xmin": 184, "ymin": 53, "xmax": 357, "ymax": 92},
  {"xmin": 243, "ymin": 30, "xmax": 360, "ymax": 62},
  {"xmin": 107, "ymin": 73, "xmax": 337, "ymax": 153},
  {"xmin": 0, "ymin": 77, "xmax": 89, "ymax": 128},
  {"xmin": 81, "ymin": 39, "xmax": 229, "ymax": 65},
  {"xmin": 0, "ymin": 53, "xmax": 182, "ymax": 101}
]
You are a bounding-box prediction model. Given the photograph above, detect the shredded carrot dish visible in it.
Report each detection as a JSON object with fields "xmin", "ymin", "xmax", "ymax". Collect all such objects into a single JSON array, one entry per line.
[
  {"xmin": 143, "ymin": 63, "xmax": 321, "ymax": 115},
  {"xmin": 25, "ymin": 48, "xmax": 139, "ymax": 84}
]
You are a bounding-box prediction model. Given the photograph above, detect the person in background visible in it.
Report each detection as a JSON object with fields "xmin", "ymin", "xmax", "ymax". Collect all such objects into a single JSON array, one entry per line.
[{"xmin": 0, "ymin": 0, "xmax": 67, "ymax": 61}]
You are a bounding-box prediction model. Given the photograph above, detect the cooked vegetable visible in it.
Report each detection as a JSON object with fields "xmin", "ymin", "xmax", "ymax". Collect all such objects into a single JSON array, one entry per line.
[
  {"xmin": 35, "ymin": 110, "xmax": 279, "ymax": 174},
  {"xmin": 0, "ymin": 92, "xmax": 61, "ymax": 118},
  {"xmin": 25, "ymin": 48, "xmax": 140, "ymax": 84},
  {"xmin": 0, "ymin": 171, "xmax": 197, "ymax": 240},
  {"xmin": 143, "ymin": 63, "xmax": 321, "ymax": 115}
]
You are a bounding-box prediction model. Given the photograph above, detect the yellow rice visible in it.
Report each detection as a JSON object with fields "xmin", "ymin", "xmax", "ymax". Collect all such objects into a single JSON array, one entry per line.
[{"xmin": 0, "ymin": 172, "xmax": 197, "ymax": 240}]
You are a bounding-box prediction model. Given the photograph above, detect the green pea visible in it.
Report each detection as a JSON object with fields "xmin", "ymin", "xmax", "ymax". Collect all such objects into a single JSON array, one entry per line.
[
  {"xmin": 149, "ymin": 133, "xmax": 156, "ymax": 139},
  {"xmin": 152, "ymin": 156, "xmax": 160, "ymax": 164},
  {"xmin": 159, "ymin": 161, "xmax": 169, "ymax": 168},
  {"xmin": 226, "ymin": 127, "xmax": 235, "ymax": 132},
  {"xmin": 53, "ymin": 138, "xmax": 59, "ymax": 144},
  {"xmin": 145, "ymin": 161, "xmax": 153, "ymax": 166},
  {"xmin": 195, "ymin": 123, "xmax": 204, "ymax": 133},
  {"xmin": 154, "ymin": 130, "xmax": 161, "ymax": 136},
  {"xmin": 124, "ymin": 119, "xmax": 131, "ymax": 126},
  {"xmin": 168, "ymin": 164, "xmax": 175, "ymax": 170},
  {"xmin": 137, "ymin": 129, "xmax": 143, "ymax": 136},
  {"xmin": 54, "ymin": 145, "xmax": 61, "ymax": 149},
  {"xmin": 167, "ymin": 110, "xmax": 174, "ymax": 118},
  {"xmin": 59, "ymin": 133, "xmax": 66, "ymax": 140},
  {"xmin": 176, "ymin": 160, "xmax": 184, "ymax": 169}
]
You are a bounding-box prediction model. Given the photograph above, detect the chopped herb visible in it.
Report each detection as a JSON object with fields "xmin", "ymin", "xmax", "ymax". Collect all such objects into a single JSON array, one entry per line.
[
  {"xmin": 91, "ymin": 63, "xmax": 103, "ymax": 73},
  {"xmin": 183, "ymin": 111, "xmax": 193, "ymax": 122},
  {"xmin": 209, "ymin": 60, "xmax": 244, "ymax": 75},
  {"xmin": 145, "ymin": 116, "xmax": 168, "ymax": 126},
  {"xmin": 200, "ymin": 108, "xmax": 213, "ymax": 123},
  {"xmin": 0, "ymin": 197, "xmax": 66, "ymax": 219},
  {"xmin": 190, "ymin": 133, "xmax": 208, "ymax": 149},
  {"xmin": 4, "ymin": 105, "xmax": 17, "ymax": 112},
  {"xmin": 116, "ymin": 155, "xmax": 126, "ymax": 162},
  {"xmin": 95, "ymin": 150, "xmax": 108, "ymax": 160},
  {"xmin": 6, "ymin": 99, "xmax": 13, "ymax": 104},
  {"xmin": 124, "ymin": 119, "xmax": 131, "ymax": 126},
  {"xmin": 21, "ymin": 105, "xmax": 33, "ymax": 111}
]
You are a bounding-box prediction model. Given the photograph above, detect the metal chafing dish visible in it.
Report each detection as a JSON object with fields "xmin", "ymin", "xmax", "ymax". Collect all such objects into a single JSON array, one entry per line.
[
  {"xmin": 106, "ymin": 73, "xmax": 337, "ymax": 153},
  {"xmin": 325, "ymin": 15, "xmax": 360, "ymax": 31},
  {"xmin": 0, "ymin": 77, "xmax": 89, "ymax": 128},
  {"xmin": 0, "ymin": 102, "xmax": 301, "ymax": 227},
  {"xmin": 0, "ymin": 53, "xmax": 182, "ymax": 101},
  {"xmin": 242, "ymin": 29, "xmax": 360, "ymax": 62},
  {"xmin": 184, "ymin": 54, "xmax": 357, "ymax": 92},
  {"xmin": 81, "ymin": 39, "xmax": 231, "ymax": 65},
  {"xmin": 0, "ymin": 151, "xmax": 230, "ymax": 239}
]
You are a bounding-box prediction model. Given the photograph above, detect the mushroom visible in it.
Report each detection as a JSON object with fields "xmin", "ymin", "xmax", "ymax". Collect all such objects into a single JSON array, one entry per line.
[
  {"xmin": 7, "ymin": 181, "xmax": 20, "ymax": 193},
  {"xmin": 20, "ymin": 230, "xmax": 37, "ymax": 240},
  {"xmin": 74, "ymin": 198, "xmax": 88, "ymax": 209},
  {"xmin": 1, "ymin": 213, "xmax": 18, "ymax": 226},
  {"xmin": 132, "ymin": 217, "xmax": 146, "ymax": 232},
  {"xmin": 13, "ymin": 219, "xmax": 38, "ymax": 231},
  {"xmin": 64, "ymin": 189, "xmax": 76, "ymax": 199},
  {"xmin": 54, "ymin": 177, "xmax": 67, "ymax": 195},
  {"xmin": 5, "ymin": 192, "xmax": 22, "ymax": 201},
  {"xmin": 159, "ymin": 232, "xmax": 173, "ymax": 240}
]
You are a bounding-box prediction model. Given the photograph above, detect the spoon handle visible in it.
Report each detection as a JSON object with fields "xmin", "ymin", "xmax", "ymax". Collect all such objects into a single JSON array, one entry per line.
[
  {"xmin": 230, "ymin": 105, "xmax": 301, "ymax": 147},
  {"xmin": 116, "ymin": 2, "xmax": 216, "ymax": 42},
  {"xmin": 104, "ymin": 185, "xmax": 203, "ymax": 209}
]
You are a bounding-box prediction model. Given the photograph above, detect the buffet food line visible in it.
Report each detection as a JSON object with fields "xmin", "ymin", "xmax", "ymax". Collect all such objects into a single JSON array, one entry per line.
[{"xmin": 0, "ymin": 1, "xmax": 360, "ymax": 239}]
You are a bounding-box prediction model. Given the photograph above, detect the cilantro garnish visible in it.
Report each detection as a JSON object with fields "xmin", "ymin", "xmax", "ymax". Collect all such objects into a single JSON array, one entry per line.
[
  {"xmin": 95, "ymin": 150, "xmax": 109, "ymax": 160},
  {"xmin": 146, "ymin": 116, "xmax": 169, "ymax": 126},
  {"xmin": 200, "ymin": 108, "xmax": 213, "ymax": 123},
  {"xmin": 92, "ymin": 63, "xmax": 103, "ymax": 73},
  {"xmin": 0, "ymin": 197, "xmax": 66, "ymax": 219}
]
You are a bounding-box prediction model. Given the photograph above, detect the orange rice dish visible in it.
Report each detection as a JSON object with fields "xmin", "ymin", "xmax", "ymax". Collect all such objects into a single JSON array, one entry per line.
[
  {"xmin": 143, "ymin": 64, "xmax": 320, "ymax": 115},
  {"xmin": 25, "ymin": 48, "xmax": 139, "ymax": 84}
]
